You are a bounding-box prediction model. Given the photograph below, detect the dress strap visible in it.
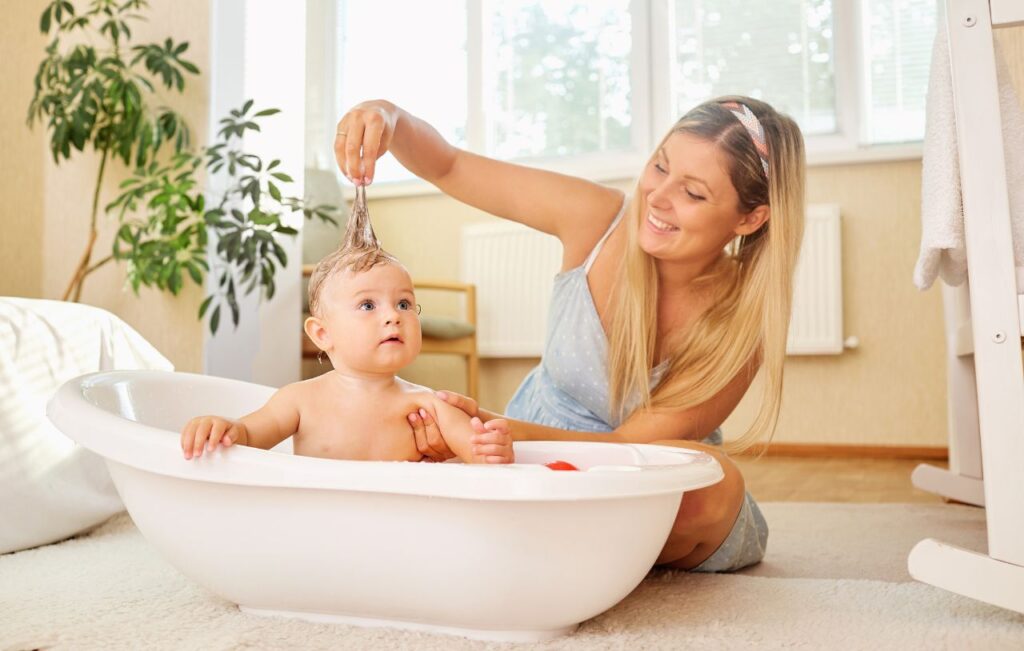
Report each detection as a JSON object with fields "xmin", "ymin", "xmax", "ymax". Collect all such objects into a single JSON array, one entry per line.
[{"xmin": 583, "ymin": 196, "xmax": 629, "ymax": 273}]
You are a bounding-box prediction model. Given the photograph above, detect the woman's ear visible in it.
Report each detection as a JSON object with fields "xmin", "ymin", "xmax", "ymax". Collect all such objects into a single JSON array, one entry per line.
[
  {"xmin": 304, "ymin": 315, "xmax": 330, "ymax": 351},
  {"xmin": 735, "ymin": 204, "xmax": 770, "ymax": 236}
]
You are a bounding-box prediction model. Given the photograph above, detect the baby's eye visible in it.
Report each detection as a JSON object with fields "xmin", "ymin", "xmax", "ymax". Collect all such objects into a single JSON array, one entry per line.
[
  {"xmin": 358, "ymin": 300, "xmax": 375, "ymax": 311},
  {"xmin": 397, "ymin": 299, "xmax": 413, "ymax": 311}
]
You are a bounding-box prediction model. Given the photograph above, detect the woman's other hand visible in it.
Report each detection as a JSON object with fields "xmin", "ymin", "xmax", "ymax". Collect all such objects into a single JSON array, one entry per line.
[
  {"xmin": 408, "ymin": 407, "xmax": 456, "ymax": 462},
  {"xmin": 334, "ymin": 100, "xmax": 398, "ymax": 186},
  {"xmin": 471, "ymin": 417, "xmax": 514, "ymax": 464}
]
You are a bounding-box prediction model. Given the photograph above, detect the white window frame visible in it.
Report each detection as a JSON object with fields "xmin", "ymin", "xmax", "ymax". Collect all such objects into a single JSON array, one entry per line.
[{"xmin": 315, "ymin": 0, "xmax": 925, "ymax": 200}]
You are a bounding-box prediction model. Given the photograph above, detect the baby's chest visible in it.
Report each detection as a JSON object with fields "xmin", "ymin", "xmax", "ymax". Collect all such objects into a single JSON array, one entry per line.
[{"xmin": 295, "ymin": 399, "xmax": 426, "ymax": 461}]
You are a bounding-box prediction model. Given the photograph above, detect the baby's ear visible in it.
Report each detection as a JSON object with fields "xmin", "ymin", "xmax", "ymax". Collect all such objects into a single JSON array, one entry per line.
[{"xmin": 303, "ymin": 315, "xmax": 330, "ymax": 350}]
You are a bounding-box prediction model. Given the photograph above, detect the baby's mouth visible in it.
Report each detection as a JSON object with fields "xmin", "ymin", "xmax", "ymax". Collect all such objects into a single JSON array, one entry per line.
[{"xmin": 379, "ymin": 335, "xmax": 404, "ymax": 345}]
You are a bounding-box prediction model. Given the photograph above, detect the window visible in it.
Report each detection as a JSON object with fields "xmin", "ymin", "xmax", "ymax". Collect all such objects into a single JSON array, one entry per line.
[
  {"xmin": 670, "ymin": 0, "xmax": 941, "ymax": 147},
  {"xmin": 332, "ymin": 1, "xmax": 468, "ymax": 183},
  {"xmin": 308, "ymin": 0, "xmax": 940, "ymax": 189},
  {"xmin": 673, "ymin": 0, "xmax": 837, "ymax": 136},
  {"xmin": 860, "ymin": 0, "xmax": 941, "ymax": 144},
  {"xmin": 483, "ymin": 0, "xmax": 634, "ymax": 159}
]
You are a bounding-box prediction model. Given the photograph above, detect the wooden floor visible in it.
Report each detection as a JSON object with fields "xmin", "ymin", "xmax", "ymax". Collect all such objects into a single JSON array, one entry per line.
[{"xmin": 732, "ymin": 456, "xmax": 947, "ymax": 503}]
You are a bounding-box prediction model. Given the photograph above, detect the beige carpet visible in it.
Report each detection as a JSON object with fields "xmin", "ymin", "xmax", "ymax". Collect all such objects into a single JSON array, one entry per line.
[{"xmin": 2, "ymin": 503, "xmax": 1023, "ymax": 650}]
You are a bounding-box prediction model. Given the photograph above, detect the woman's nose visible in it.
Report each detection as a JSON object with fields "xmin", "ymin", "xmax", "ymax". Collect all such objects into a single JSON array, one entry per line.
[{"xmin": 647, "ymin": 182, "xmax": 672, "ymax": 209}]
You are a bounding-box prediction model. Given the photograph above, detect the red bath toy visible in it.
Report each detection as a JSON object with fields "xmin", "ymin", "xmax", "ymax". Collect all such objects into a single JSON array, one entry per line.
[{"xmin": 544, "ymin": 460, "xmax": 580, "ymax": 471}]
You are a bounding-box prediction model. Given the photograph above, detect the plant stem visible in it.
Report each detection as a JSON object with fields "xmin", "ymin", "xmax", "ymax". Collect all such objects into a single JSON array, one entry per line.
[
  {"xmin": 85, "ymin": 254, "xmax": 113, "ymax": 275},
  {"xmin": 62, "ymin": 146, "xmax": 109, "ymax": 302}
]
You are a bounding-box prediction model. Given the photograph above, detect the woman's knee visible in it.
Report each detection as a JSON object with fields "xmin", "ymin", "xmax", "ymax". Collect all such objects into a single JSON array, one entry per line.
[{"xmin": 651, "ymin": 442, "xmax": 746, "ymax": 567}]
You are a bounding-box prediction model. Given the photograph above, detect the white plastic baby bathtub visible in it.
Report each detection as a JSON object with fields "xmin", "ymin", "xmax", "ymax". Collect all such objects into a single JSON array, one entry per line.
[{"xmin": 47, "ymin": 370, "xmax": 723, "ymax": 642}]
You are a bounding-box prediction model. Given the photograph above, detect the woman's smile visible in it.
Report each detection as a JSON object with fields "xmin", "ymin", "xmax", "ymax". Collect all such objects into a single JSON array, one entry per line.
[{"xmin": 646, "ymin": 212, "xmax": 680, "ymax": 234}]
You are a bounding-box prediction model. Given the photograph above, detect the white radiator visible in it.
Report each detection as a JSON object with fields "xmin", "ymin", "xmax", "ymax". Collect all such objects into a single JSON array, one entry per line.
[
  {"xmin": 462, "ymin": 203, "xmax": 845, "ymax": 358},
  {"xmin": 787, "ymin": 203, "xmax": 845, "ymax": 354},
  {"xmin": 460, "ymin": 222, "xmax": 562, "ymax": 357}
]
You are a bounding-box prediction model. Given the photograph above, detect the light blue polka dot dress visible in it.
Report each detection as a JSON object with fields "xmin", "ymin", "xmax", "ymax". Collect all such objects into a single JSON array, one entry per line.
[{"xmin": 505, "ymin": 199, "xmax": 768, "ymax": 572}]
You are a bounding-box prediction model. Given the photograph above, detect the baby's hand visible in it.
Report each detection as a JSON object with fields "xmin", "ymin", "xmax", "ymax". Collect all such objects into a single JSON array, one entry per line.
[
  {"xmin": 181, "ymin": 416, "xmax": 248, "ymax": 460},
  {"xmin": 470, "ymin": 417, "xmax": 514, "ymax": 464}
]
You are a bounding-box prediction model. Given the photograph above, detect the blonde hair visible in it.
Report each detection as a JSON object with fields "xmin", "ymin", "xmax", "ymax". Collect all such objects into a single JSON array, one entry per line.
[
  {"xmin": 607, "ymin": 96, "xmax": 806, "ymax": 453},
  {"xmin": 307, "ymin": 247, "xmax": 399, "ymax": 317},
  {"xmin": 307, "ymin": 185, "xmax": 400, "ymax": 316}
]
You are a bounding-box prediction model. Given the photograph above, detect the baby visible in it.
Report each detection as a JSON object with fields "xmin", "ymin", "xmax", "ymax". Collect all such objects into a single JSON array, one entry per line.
[{"xmin": 180, "ymin": 188, "xmax": 513, "ymax": 465}]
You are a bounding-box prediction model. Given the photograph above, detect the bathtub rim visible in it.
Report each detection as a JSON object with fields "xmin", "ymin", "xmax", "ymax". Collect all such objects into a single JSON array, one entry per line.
[{"xmin": 47, "ymin": 370, "xmax": 724, "ymax": 501}]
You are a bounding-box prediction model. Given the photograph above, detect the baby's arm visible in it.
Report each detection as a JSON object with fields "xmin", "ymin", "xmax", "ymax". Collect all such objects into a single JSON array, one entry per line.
[
  {"xmin": 429, "ymin": 397, "xmax": 514, "ymax": 464},
  {"xmin": 180, "ymin": 384, "xmax": 301, "ymax": 459}
]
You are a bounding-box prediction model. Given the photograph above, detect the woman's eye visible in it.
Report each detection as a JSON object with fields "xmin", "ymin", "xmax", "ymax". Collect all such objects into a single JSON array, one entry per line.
[
  {"xmin": 686, "ymin": 190, "xmax": 706, "ymax": 201},
  {"xmin": 397, "ymin": 299, "xmax": 412, "ymax": 311},
  {"xmin": 358, "ymin": 300, "xmax": 375, "ymax": 311},
  {"xmin": 654, "ymin": 162, "xmax": 667, "ymax": 174}
]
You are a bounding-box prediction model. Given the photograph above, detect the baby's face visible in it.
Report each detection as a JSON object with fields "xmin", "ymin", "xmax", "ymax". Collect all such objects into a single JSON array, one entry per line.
[{"xmin": 317, "ymin": 263, "xmax": 422, "ymax": 374}]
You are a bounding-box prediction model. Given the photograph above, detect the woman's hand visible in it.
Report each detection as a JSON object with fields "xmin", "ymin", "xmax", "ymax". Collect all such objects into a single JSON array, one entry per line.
[
  {"xmin": 334, "ymin": 100, "xmax": 398, "ymax": 186},
  {"xmin": 407, "ymin": 408, "xmax": 456, "ymax": 462},
  {"xmin": 433, "ymin": 390, "xmax": 479, "ymax": 418},
  {"xmin": 180, "ymin": 416, "xmax": 248, "ymax": 460}
]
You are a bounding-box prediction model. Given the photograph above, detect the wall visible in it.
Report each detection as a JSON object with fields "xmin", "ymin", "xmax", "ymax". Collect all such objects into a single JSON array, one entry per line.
[
  {"xmin": 0, "ymin": 0, "xmax": 210, "ymax": 373},
  {"xmin": 0, "ymin": 3, "xmax": 46, "ymax": 298},
  {"xmin": 724, "ymin": 160, "xmax": 942, "ymax": 445}
]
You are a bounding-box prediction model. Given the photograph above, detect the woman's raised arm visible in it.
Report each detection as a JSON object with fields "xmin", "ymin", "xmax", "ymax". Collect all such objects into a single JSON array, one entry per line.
[{"xmin": 335, "ymin": 100, "xmax": 622, "ymax": 248}]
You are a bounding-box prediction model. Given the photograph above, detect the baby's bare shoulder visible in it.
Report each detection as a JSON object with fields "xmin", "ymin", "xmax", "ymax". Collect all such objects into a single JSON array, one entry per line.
[
  {"xmin": 277, "ymin": 378, "xmax": 318, "ymax": 399},
  {"xmin": 394, "ymin": 377, "xmax": 435, "ymax": 404},
  {"xmin": 394, "ymin": 376, "xmax": 432, "ymax": 394},
  {"xmin": 267, "ymin": 378, "xmax": 323, "ymax": 412}
]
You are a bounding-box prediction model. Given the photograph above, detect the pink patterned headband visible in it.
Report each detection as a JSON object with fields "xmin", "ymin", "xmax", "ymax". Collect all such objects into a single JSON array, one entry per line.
[{"xmin": 721, "ymin": 101, "xmax": 769, "ymax": 179}]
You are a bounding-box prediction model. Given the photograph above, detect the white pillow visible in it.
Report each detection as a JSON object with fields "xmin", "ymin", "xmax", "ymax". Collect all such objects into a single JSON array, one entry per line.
[{"xmin": 0, "ymin": 297, "xmax": 173, "ymax": 554}]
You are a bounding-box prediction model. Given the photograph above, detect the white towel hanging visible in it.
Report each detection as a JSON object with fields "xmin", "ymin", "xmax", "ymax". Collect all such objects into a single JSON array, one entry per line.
[{"xmin": 913, "ymin": 29, "xmax": 1024, "ymax": 290}]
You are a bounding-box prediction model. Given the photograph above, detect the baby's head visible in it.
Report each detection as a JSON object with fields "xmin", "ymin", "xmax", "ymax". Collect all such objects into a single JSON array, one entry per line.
[{"xmin": 305, "ymin": 247, "xmax": 422, "ymax": 375}]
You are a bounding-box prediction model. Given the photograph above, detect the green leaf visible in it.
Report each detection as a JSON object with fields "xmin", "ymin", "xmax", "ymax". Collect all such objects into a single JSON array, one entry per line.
[
  {"xmin": 272, "ymin": 242, "xmax": 287, "ymax": 267},
  {"xmin": 185, "ymin": 261, "xmax": 202, "ymax": 285},
  {"xmin": 267, "ymin": 181, "xmax": 281, "ymax": 202},
  {"xmin": 198, "ymin": 295, "xmax": 214, "ymax": 318},
  {"xmin": 210, "ymin": 305, "xmax": 221, "ymax": 334},
  {"xmin": 227, "ymin": 291, "xmax": 239, "ymax": 326},
  {"xmin": 253, "ymin": 108, "xmax": 280, "ymax": 117},
  {"xmin": 168, "ymin": 268, "xmax": 183, "ymax": 294},
  {"xmin": 40, "ymin": 5, "xmax": 52, "ymax": 33},
  {"xmin": 270, "ymin": 172, "xmax": 293, "ymax": 183}
]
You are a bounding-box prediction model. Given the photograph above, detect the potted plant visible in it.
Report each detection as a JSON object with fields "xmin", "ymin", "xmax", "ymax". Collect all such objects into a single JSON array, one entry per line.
[{"xmin": 28, "ymin": 0, "xmax": 337, "ymax": 333}]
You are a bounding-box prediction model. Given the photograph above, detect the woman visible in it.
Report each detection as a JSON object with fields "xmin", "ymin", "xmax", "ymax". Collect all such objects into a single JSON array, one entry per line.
[{"xmin": 334, "ymin": 96, "xmax": 805, "ymax": 572}]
